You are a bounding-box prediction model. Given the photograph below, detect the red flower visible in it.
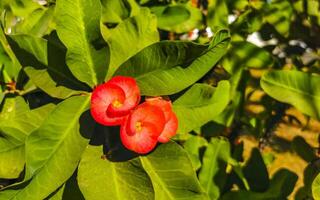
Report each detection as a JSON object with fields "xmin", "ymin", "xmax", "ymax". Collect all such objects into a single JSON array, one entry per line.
[
  {"xmin": 145, "ymin": 97, "xmax": 178, "ymax": 143},
  {"xmin": 120, "ymin": 97, "xmax": 178, "ymax": 154},
  {"xmin": 90, "ymin": 76, "xmax": 140, "ymax": 126}
]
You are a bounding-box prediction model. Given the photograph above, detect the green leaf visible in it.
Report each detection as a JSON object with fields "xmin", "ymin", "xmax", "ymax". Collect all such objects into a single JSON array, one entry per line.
[
  {"xmin": 9, "ymin": 33, "xmax": 89, "ymax": 98},
  {"xmin": 221, "ymin": 169, "xmax": 298, "ymax": 200},
  {"xmin": 117, "ymin": 29, "xmax": 230, "ymax": 96},
  {"xmin": 1, "ymin": 95, "xmax": 93, "ymax": 199},
  {"xmin": 312, "ymin": 173, "xmax": 320, "ymax": 200},
  {"xmin": 100, "ymin": 0, "xmax": 140, "ymax": 24},
  {"xmin": 213, "ymin": 92, "xmax": 241, "ymax": 126},
  {"xmin": 198, "ymin": 137, "xmax": 230, "ymax": 200},
  {"xmin": 103, "ymin": 8, "xmax": 159, "ymax": 79},
  {"xmin": 222, "ymin": 41, "xmax": 273, "ymax": 74},
  {"xmin": 116, "ymin": 41, "xmax": 207, "ymax": 78},
  {"xmin": 152, "ymin": 4, "xmax": 203, "ymax": 33},
  {"xmin": 48, "ymin": 185, "xmax": 65, "ymax": 200},
  {"xmin": 183, "ymin": 136, "xmax": 208, "ymax": 171},
  {"xmin": 56, "ymin": 0, "xmax": 108, "ymax": 87},
  {"xmin": 173, "ymin": 81, "xmax": 230, "ymax": 134},
  {"xmin": 207, "ymin": 0, "xmax": 228, "ymax": 31},
  {"xmin": 140, "ymin": 142, "xmax": 209, "ymax": 200},
  {"xmin": 12, "ymin": 6, "xmax": 55, "ymax": 37},
  {"xmin": 78, "ymin": 145, "xmax": 154, "ymax": 200},
  {"xmin": 261, "ymin": 70, "xmax": 320, "ymax": 120},
  {"xmin": 0, "ymin": 97, "xmax": 55, "ymax": 179},
  {"xmin": 0, "ymin": 28, "xmax": 21, "ymax": 80},
  {"xmin": 264, "ymin": 0, "xmax": 293, "ymax": 37}
]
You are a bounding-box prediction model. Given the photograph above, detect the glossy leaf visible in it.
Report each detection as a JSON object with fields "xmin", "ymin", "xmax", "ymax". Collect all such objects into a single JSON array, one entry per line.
[
  {"xmin": 261, "ymin": 70, "xmax": 320, "ymax": 120},
  {"xmin": 173, "ymin": 81, "xmax": 230, "ymax": 134},
  {"xmin": 1, "ymin": 95, "xmax": 93, "ymax": 199},
  {"xmin": 117, "ymin": 29, "xmax": 230, "ymax": 96},
  {"xmin": 140, "ymin": 142, "xmax": 209, "ymax": 200},
  {"xmin": 103, "ymin": 8, "xmax": 159, "ymax": 79},
  {"xmin": 56, "ymin": 0, "xmax": 108, "ymax": 87},
  {"xmin": 78, "ymin": 146, "xmax": 154, "ymax": 200}
]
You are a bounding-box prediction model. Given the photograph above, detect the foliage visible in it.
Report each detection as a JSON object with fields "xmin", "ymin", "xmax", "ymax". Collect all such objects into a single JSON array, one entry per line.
[{"xmin": 0, "ymin": 0, "xmax": 319, "ymax": 199}]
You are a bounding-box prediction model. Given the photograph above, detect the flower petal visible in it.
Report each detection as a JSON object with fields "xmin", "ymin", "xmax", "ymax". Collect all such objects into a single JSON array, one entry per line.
[
  {"xmin": 107, "ymin": 76, "xmax": 141, "ymax": 117},
  {"xmin": 120, "ymin": 119, "xmax": 159, "ymax": 154},
  {"xmin": 158, "ymin": 112, "xmax": 178, "ymax": 143},
  {"xmin": 90, "ymin": 83, "xmax": 126, "ymax": 125}
]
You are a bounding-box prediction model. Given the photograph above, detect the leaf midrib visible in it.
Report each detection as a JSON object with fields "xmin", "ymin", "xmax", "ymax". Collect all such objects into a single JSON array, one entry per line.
[
  {"xmin": 201, "ymin": 140, "xmax": 226, "ymax": 194},
  {"xmin": 111, "ymin": 164, "xmax": 123, "ymax": 200},
  {"xmin": 136, "ymin": 39, "xmax": 228, "ymax": 80},
  {"xmin": 28, "ymin": 97, "xmax": 89, "ymax": 178},
  {"xmin": 75, "ymin": 0, "xmax": 97, "ymax": 85},
  {"xmin": 141, "ymin": 158, "xmax": 176, "ymax": 200},
  {"xmin": 262, "ymin": 78, "xmax": 320, "ymax": 101}
]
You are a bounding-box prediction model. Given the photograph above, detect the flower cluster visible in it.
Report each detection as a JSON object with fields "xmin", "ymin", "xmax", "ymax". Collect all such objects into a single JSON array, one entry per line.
[{"xmin": 90, "ymin": 76, "xmax": 178, "ymax": 154}]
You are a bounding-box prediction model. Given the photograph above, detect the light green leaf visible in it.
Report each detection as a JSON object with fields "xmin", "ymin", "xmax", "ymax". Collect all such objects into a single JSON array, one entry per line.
[
  {"xmin": 56, "ymin": 0, "xmax": 108, "ymax": 87},
  {"xmin": 173, "ymin": 81, "xmax": 230, "ymax": 134},
  {"xmin": 117, "ymin": 29, "xmax": 230, "ymax": 96},
  {"xmin": 78, "ymin": 145, "xmax": 154, "ymax": 200},
  {"xmin": 103, "ymin": 8, "xmax": 159, "ymax": 79},
  {"xmin": 213, "ymin": 92, "xmax": 242, "ymax": 126},
  {"xmin": 12, "ymin": 6, "xmax": 55, "ymax": 37},
  {"xmin": 9, "ymin": 33, "xmax": 89, "ymax": 99},
  {"xmin": 183, "ymin": 136, "xmax": 208, "ymax": 171},
  {"xmin": 48, "ymin": 185, "xmax": 65, "ymax": 200},
  {"xmin": 152, "ymin": 4, "xmax": 203, "ymax": 33},
  {"xmin": 0, "ymin": 28, "xmax": 21, "ymax": 80},
  {"xmin": 24, "ymin": 67, "xmax": 85, "ymax": 99},
  {"xmin": 100, "ymin": 0, "xmax": 140, "ymax": 24},
  {"xmin": 261, "ymin": 70, "xmax": 320, "ymax": 120},
  {"xmin": 207, "ymin": 0, "xmax": 228, "ymax": 31},
  {"xmin": 0, "ymin": 97, "xmax": 55, "ymax": 179},
  {"xmin": 1, "ymin": 95, "xmax": 93, "ymax": 200},
  {"xmin": 222, "ymin": 41, "xmax": 273, "ymax": 74},
  {"xmin": 199, "ymin": 137, "xmax": 230, "ymax": 200},
  {"xmin": 140, "ymin": 142, "xmax": 209, "ymax": 200},
  {"xmin": 313, "ymin": 173, "xmax": 320, "ymax": 200},
  {"xmin": 264, "ymin": 0, "xmax": 293, "ymax": 37}
]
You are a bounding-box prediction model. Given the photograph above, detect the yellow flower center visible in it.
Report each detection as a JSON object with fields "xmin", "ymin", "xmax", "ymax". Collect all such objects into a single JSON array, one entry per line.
[
  {"xmin": 112, "ymin": 100, "xmax": 123, "ymax": 108},
  {"xmin": 135, "ymin": 121, "xmax": 143, "ymax": 132}
]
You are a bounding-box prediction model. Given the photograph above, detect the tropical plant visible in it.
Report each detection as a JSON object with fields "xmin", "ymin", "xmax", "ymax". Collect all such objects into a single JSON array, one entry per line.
[{"xmin": 0, "ymin": 0, "xmax": 319, "ymax": 200}]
